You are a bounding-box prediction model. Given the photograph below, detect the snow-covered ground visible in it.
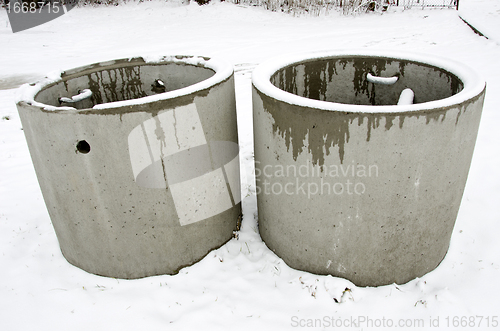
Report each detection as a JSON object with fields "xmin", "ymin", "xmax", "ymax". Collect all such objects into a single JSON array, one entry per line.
[
  {"xmin": 459, "ymin": 0, "xmax": 500, "ymax": 43},
  {"xmin": 0, "ymin": 1, "xmax": 499, "ymax": 330}
]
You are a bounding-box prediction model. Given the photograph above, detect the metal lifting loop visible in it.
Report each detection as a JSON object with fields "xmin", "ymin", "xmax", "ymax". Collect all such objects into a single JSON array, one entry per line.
[
  {"xmin": 58, "ymin": 89, "xmax": 93, "ymax": 104},
  {"xmin": 397, "ymin": 88, "xmax": 415, "ymax": 105},
  {"xmin": 366, "ymin": 73, "xmax": 398, "ymax": 85},
  {"xmin": 151, "ymin": 79, "xmax": 166, "ymax": 93}
]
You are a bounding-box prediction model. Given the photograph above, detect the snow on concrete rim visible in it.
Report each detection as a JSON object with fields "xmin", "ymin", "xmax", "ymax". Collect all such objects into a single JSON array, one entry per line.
[
  {"xmin": 252, "ymin": 50, "xmax": 486, "ymax": 113},
  {"xmin": 17, "ymin": 70, "xmax": 76, "ymax": 112},
  {"xmin": 17, "ymin": 55, "xmax": 233, "ymax": 112}
]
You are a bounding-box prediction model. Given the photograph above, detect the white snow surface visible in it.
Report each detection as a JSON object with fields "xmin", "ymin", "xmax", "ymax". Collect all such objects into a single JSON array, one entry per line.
[
  {"xmin": 1, "ymin": 0, "xmax": 499, "ymax": 330},
  {"xmin": 459, "ymin": 0, "xmax": 500, "ymax": 44}
]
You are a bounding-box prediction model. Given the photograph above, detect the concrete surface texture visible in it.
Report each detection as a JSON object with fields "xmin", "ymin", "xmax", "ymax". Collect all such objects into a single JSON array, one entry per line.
[
  {"xmin": 17, "ymin": 56, "xmax": 241, "ymax": 279},
  {"xmin": 252, "ymin": 52, "xmax": 486, "ymax": 287}
]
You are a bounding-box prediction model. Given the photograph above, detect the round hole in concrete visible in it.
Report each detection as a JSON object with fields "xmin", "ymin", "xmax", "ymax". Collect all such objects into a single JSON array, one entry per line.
[{"xmin": 76, "ymin": 140, "xmax": 90, "ymax": 154}]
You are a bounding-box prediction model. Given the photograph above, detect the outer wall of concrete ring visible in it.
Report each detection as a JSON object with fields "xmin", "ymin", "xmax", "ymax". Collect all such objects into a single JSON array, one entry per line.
[
  {"xmin": 252, "ymin": 50, "xmax": 486, "ymax": 287},
  {"xmin": 16, "ymin": 56, "xmax": 241, "ymax": 279}
]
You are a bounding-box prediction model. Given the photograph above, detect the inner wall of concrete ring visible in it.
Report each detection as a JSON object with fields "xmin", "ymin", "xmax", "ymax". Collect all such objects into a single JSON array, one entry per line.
[
  {"xmin": 17, "ymin": 58, "xmax": 241, "ymax": 279},
  {"xmin": 252, "ymin": 56, "xmax": 485, "ymax": 287}
]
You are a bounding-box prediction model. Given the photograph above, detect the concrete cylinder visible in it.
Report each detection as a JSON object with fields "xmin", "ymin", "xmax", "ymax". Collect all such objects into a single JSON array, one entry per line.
[
  {"xmin": 252, "ymin": 51, "xmax": 486, "ymax": 286},
  {"xmin": 17, "ymin": 55, "xmax": 241, "ymax": 279}
]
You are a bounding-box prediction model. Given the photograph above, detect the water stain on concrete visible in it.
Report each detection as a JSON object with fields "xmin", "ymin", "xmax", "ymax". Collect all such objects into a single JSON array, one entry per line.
[
  {"xmin": 87, "ymin": 66, "xmax": 147, "ymax": 106},
  {"xmin": 260, "ymin": 57, "xmax": 478, "ymax": 166}
]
